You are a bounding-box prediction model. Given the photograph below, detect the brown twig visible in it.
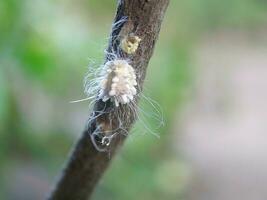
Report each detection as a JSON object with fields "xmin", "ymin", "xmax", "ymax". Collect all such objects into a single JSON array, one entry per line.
[{"xmin": 48, "ymin": 0, "xmax": 169, "ymax": 199}]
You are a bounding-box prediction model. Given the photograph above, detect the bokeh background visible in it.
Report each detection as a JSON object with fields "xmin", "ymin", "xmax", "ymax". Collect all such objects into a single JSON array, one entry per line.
[{"xmin": 1, "ymin": 0, "xmax": 267, "ymax": 199}]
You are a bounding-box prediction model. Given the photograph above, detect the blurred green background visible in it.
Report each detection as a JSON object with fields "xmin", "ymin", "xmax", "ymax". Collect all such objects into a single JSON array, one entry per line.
[{"xmin": 1, "ymin": 0, "xmax": 267, "ymax": 199}]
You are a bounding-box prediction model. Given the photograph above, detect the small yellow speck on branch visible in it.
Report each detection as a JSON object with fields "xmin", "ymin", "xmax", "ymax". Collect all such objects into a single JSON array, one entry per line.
[{"xmin": 120, "ymin": 35, "xmax": 141, "ymax": 54}]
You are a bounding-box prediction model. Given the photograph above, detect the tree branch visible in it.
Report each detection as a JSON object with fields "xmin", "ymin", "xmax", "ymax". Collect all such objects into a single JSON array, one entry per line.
[{"xmin": 48, "ymin": 0, "xmax": 169, "ymax": 199}]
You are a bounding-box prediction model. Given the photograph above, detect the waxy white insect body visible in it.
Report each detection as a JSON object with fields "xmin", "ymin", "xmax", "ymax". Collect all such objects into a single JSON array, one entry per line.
[{"xmin": 98, "ymin": 59, "xmax": 137, "ymax": 107}]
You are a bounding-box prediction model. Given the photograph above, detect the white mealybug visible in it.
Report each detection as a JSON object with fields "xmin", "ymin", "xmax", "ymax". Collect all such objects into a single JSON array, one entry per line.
[{"xmin": 98, "ymin": 59, "xmax": 137, "ymax": 107}]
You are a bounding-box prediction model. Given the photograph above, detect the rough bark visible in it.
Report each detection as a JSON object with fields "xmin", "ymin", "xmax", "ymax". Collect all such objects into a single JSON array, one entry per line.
[{"xmin": 48, "ymin": 0, "xmax": 169, "ymax": 199}]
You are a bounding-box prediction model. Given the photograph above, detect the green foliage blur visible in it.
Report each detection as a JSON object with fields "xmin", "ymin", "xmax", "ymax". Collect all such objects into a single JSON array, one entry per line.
[{"xmin": 1, "ymin": 0, "xmax": 267, "ymax": 199}]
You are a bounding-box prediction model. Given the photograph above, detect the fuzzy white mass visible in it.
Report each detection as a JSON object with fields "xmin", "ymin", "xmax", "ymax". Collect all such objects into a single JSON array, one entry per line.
[{"xmin": 98, "ymin": 59, "xmax": 137, "ymax": 106}]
